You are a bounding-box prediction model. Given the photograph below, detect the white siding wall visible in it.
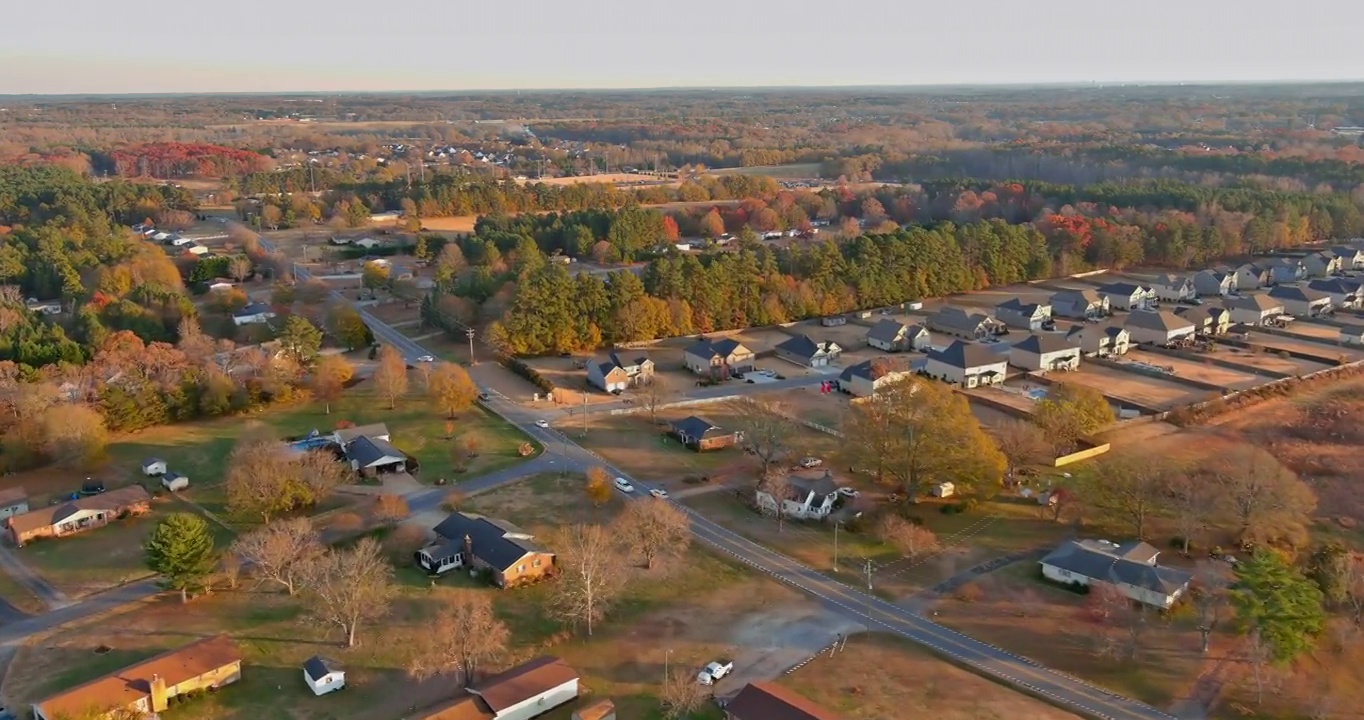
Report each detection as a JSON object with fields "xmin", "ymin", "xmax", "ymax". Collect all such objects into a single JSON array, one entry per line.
[
  {"xmin": 306, "ymin": 670, "xmax": 346, "ymax": 695},
  {"xmin": 494, "ymin": 679, "xmax": 579, "ymax": 720}
]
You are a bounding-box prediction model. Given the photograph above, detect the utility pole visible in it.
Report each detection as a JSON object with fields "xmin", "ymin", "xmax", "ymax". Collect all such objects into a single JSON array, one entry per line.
[
  {"xmin": 664, "ymin": 648, "xmax": 672, "ymax": 686},
  {"xmin": 581, "ymin": 391, "xmax": 588, "ymax": 438},
  {"xmin": 833, "ymin": 521, "xmax": 841, "ymax": 572},
  {"xmin": 466, "ymin": 328, "xmax": 475, "ymax": 364},
  {"xmin": 864, "ymin": 559, "xmax": 874, "ymax": 592}
]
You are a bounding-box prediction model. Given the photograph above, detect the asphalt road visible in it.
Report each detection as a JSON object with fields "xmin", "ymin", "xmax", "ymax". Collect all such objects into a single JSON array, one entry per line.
[{"xmin": 255, "ymin": 227, "xmax": 1175, "ymax": 720}]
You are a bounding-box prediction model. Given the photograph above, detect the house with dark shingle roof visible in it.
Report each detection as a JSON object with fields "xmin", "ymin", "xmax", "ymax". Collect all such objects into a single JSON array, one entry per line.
[
  {"xmin": 1040, "ymin": 539, "xmax": 1192, "ymax": 609},
  {"xmin": 1223, "ymin": 293, "xmax": 1285, "ymax": 325},
  {"xmin": 995, "ymin": 297, "xmax": 1053, "ymax": 331},
  {"xmin": 1124, "ymin": 310, "xmax": 1197, "ymax": 346},
  {"xmin": 1328, "ymin": 245, "xmax": 1364, "ymax": 271},
  {"xmin": 1050, "ymin": 288, "xmax": 1109, "ymax": 319},
  {"xmin": 1097, "ymin": 281, "xmax": 1156, "ymax": 311},
  {"xmin": 1175, "ymin": 305, "xmax": 1231, "ymax": 336},
  {"xmin": 412, "ymin": 656, "xmax": 578, "ymax": 720},
  {"xmin": 1234, "ymin": 263, "xmax": 1271, "ymax": 291},
  {"xmin": 1009, "ymin": 333, "xmax": 1081, "ymax": 371},
  {"xmin": 836, "ymin": 357, "xmax": 914, "ymax": 397},
  {"xmin": 669, "ymin": 415, "xmax": 741, "ymax": 452},
  {"xmin": 1303, "ymin": 250, "xmax": 1342, "ymax": 278},
  {"xmin": 1192, "ymin": 268, "xmax": 1236, "ymax": 297},
  {"xmin": 756, "ymin": 470, "xmax": 842, "ymax": 521},
  {"xmin": 866, "ymin": 319, "xmax": 929, "ymax": 352},
  {"xmin": 1307, "ymin": 277, "xmax": 1364, "ymax": 309},
  {"xmin": 1151, "ymin": 274, "xmax": 1197, "ymax": 302},
  {"xmin": 586, "ymin": 351, "xmax": 655, "ymax": 393},
  {"xmin": 723, "ymin": 681, "xmax": 846, "ymax": 720},
  {"xmin": 774, "ymin": 335, "xmax": 842, "ymax": 368},
  {"xmin": 344, "ymin": 435, "xmax": 407, "ymax": 475},
  {"xmin": 419, "ymin": 512, "xmax": 556, "ymax": 588},
  {"xmin": 683, "ymin": 337, "xmax": 755, "ymax": 378},
  {"xmin": 926, "ymin": 307, "xmax": 999, "ymax": 339},
  {"xmin": 1267, "ymin": 284, "xmax": 1332, "ymax": 317},
  {"xmin": 1066, "ymin": 324, "xmax": 1131, "ymax": 357},
  {"xmin": 1340, "ymin": 324, "xmax": 1364, "ymax": 347},
  {"xmin": 924, "ymin": 340, "xmax": 1008, "ymax": 388}
]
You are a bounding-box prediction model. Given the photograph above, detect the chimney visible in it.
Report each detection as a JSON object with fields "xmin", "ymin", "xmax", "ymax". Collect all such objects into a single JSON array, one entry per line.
[
  {"xmin": 462, "ymin": 533, "xmax": 473, "ymax": 565},
  {"xmin": 149, "ymin": 673, "xmax": 170, "ymax": 712}
]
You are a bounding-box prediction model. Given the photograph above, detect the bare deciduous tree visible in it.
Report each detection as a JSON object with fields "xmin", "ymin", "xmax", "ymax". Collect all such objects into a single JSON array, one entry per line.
[
  {"xmin": 301, "ymin": 537, "xmax": 397, "ymax": 647},
  {"xmin": 1075, "ymin": 450, "xmax": 1177, "ymax": 540},
  {"xmin": 1086, "ymin": 581, "xmax": 1148, "ymax": 661},
  {"xmin": 219, "ymin": 551, "xmax": 242, "ymax": 591},
  {"xmin": 1212, "ymin": 445, "xmax": 1317, "ymax": 550},
  {"xmin": 759, "ymin": 471, "xmax": 793, "ymax": 532},
  {"xmin": 230, "ymin": 518, "xmax": 321, "ymax": 596},
  {"xmin": 1192, "ymin": 561, "xmax": 1231, "ymax": 654},
  {"xmin": 373, "ymin": 345, "xmax": 410, "ymax": 410},
  {"xmin": 372, "ymin": 494, "xmax": 409, "ymax": 526},
  {"xmin": 877, "ymin": 515, "xmax": 939, "ymax": 561},
  {"xmin": 993, "ymin": 419, "xmax": 1052, "ymax": 483},
  {"xmin": 640, "ymin": 375, "xmax": 675, "ymax": 424},
  {"xmin": 660, "ymin": 669, "xmax": 707, "ymax": 718},
  {"xmin": 1164, "ymin": 470, "xmax": 1223, "ymax": 556},
  {"xmin": 613, "ymin": 498, "xmax": 690, "ymax": 569},
  {"xmin": 407, "ymin": 591, "xmax": 510, "ymax": 686},
  {"xmin": 551, "ymin": 524, "xmax": 629, "ymax": 636},
  {"xmin": 732, "ymin": 398, "xmax": 796, "ymax": 480},
  {"xmin": 227, "ymin": 255, "xmax": 253, "ymax": 283}
]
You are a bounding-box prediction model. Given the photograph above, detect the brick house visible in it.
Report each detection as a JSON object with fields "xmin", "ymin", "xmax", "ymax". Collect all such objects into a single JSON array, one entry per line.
[{"xmin": 8, "ymin": 485, "xmax": 152, "ymax": 546}]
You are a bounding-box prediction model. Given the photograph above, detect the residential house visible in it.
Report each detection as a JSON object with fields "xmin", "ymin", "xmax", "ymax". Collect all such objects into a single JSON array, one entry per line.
[
  {"xmin": 683, "ymin": 337, "xmax": 755, "ymax": 378},
  {"xmin": 419, "ymin": 512, "xmax": 556, "ymax": 588},
  {"xmin": 1263, "ymin": 258, "xmax": 1305, "ymax": 285},
  {"xmin": 1267, "ymin": 284, "xmax": 1333, "ymax": 317},
  {"xmin": 1050, "ymin": 288, "xmax": 1109, "ymax": 319},
  {"xmin": 1223, "ymin": 294, "xmax": 1285, "ymax": 326},
  {"xmin": 586, "ymin": 352, "xmax": 655, "ymax": 393},
  {"xmin": 1009, "ymin": 333, "xmax": 1081, "ymax": 372},
  {"xmin": 927, "ymin": 307, "xmax": 1000, "ymax": 339},
  {"xmin": 1097, "ymin": 282, "xmax": 1156, "ymax": 311},
  {"xmin": 303, "ymin": 656, "xmax": 346, "ymax": 696},
  {"xmin": 231, "ymin": 302, "xmax": 276, "ymax": 326},
  {"xmin": 32, "ymin": 635, "xmax": 242, "ymax": 720},
  {"xmin": 866, "ymin": 319, "xmax": 930, "ymax": 352},
  {"xmin": 1233, "ymin": 263, "xmax": 1271, "ymax": 291},
  {"xmin": 774, "ymin": 335, "xmax": 843, "ymax": 368},
  {"xmin": 352, "ymin": 237, "xmax": 381, "ymax": 250},
  {"xmin": 924, "ymin": 340, "xmax": 1009, "ymax": 388},
  {"xmin": 1340, "ymin": 325, "xmax": 1364, "ymax": 347},
  {"xmin": 1040, "ymin": 539, "xmax": 1193, "ymax": 609},
  {"xmin": 9, "ymin": 485, "xmax": 152, "ymax": 546},
  {"xmin": 994, "ymin": 298, "xmax": 1053, "ymax": 331},
  {"xmin": 1150, "ymin": 274, "xmax": 1197, "ymax": 303},
  {"xmin": 669, "ymin": 416, "xmax": 741, "ymax": 451},
  {"xmin": 756, "ymin": 471, "xmax": 841, "ymax": 521},
  {"xmin": 333, "ymin": 423, "xmax": 390, "ymax": 446},
  {"xmin": 0, "ymin": 487, "xmax": 29, "ymax": 520},
  {"xmin": 1307, "ymin": 277, "xmax": 1364, "ymax": 309},
  {"xmin": 836, "ymin": 357, "xmax": 913, "ymax": 397},
  {"xmin": 724, "ymin": 681, "xmax": 845, "ymax": 720},
  {"xmin": 1125, "ymin": 310, "xmax": 1197, "ymax": 346},
  {"xmin": 1175, "ymin": 305, "xmax": 1231, "ymax": 336},
  {"xmin": 344, "ymin": 435, "xmax": 408, "ymax": 475},
  {"xmin": 1302, "ymin": 250, "xmax": 1342, "ymax": 278},
  {"xmin": 414, "ymin": 657, "xmax": 578, "ymax": 720},
  {"xmin": 1329, "ymin": 245, "xmax": 1364, "ymax": 271},
  {"xmin": 25, "ymin": 299, "xmax": 63, "ymax": 315},
  {"xmin": 1192, "ymin": 269, "xmax": 1236, "ymax": 297},
  {"xmin": 819, "ymin": 315, "xmax": 847, "ymax": 327},
  {"xmin": 1065, "ymin": 324, "xmax": 1132, "ymax": 357}
]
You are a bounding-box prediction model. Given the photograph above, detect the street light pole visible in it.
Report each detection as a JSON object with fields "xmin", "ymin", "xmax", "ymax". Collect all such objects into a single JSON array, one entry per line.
[
  {"xmin": 833, "ymin": 521, "xmax": 840, "ymax": 572},
  {"xmin": 466, "ymin": 329, "xmax": 476, "ymax": 365},
  {"xmin": 865, "ymin": 559, "xmax": 874, "ymax": 592}
]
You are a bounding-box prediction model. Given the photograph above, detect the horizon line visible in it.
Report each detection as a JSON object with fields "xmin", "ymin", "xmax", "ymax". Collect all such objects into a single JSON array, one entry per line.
[{"xmin": 5, "ymin": 78, "xmax": 1364, "ymax": 99}]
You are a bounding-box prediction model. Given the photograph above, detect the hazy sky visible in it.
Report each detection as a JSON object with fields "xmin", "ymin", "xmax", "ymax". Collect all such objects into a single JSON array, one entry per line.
[{"xmin": 4, "ymin": 0, "xmax": 1363, "ymax": 94}]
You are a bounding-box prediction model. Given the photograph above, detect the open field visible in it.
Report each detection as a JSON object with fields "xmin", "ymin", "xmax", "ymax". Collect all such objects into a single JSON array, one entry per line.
[
  {"xmin": 934, "ymin": 564, "xmax": 1207, "ymax": 710},
  {"xmin": 519, "ymin": 172, "xmax": 671, "ymax": 186},
  {"xmin": 769, "ymin": 385, "xmax": 850, "ymax": 427},
  {"xmin": 415, "ymin": 215, "xmax": 478, "ymax": 233},
  {"xmin": 1243, "ymin": 330, "xmax": 1362, "ymax": 363},
  {"xmin": 1205, "ymin": 343, "xmax": 1319, "ymax": 375},
  {"xmin": 1122, "ymin": 349, "xmax": 1264, "ymax": 390},
  {"xmin": 17, "ymin": 501, "xmax": 234, "ymax": 598},
  {"xmin": 945, "ymin": 282, "xmax": 1058, "ymax": 312},
  {"xmin": 711, "ymin": 163, "xmax": 822, "ymax": 178},
  {"xmin": 568, "ymin": 414, "xmax": 745, "ymax": 485},
  {"xmin": 1278, "ymin": 319, "xmax": 1348, "ymax": 342},
  {"xmin": 1059, "ymin": 365, "xmax": 1204, "ymax": 411},
  {"xmin": 780, "ymin": 634, "xmax": 1080, "ymax": 720}
]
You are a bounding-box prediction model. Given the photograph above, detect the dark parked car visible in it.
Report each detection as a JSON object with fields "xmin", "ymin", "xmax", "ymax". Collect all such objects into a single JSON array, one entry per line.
[{"xmin": 80, "ymin": 479, "xmax": 106, "ymax": 496}]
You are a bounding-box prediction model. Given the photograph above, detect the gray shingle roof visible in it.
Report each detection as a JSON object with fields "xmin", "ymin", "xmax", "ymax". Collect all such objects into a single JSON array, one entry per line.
[
  {"xmin": 303, "ymin": 656, "xmax": 340, "ymax": 682},
  {"xmin": 345, "ymin": 435, "xmax": 406, "ymax": 468},
  {"xmin": 1125, "ymin": 310, "xmax": 1195, "ymax": 333},
  {"xmin": 234, "ymin": 301, "xmax": 272, "ymax": 317},
  {"xmin": 335, "ymin": 423, "xmax": 390, "ymax": 444},
  {"xmin": 1267, "ymin": 284, "xmax": 1330, "ymax": 303},
  {"xmin": 670, "ymin": 415, "xmax": 723, "ymax": 441},
  {"xmin": 1307, "ymin": 277, "xmax": 1362, "ymax": 294},
  {"xmin": 1224, "ymin": 294, "xmax": 1284, "ymax": 312},
  {"xmin": 929, "ymin": 307, "xmax": 993, "ymax": 333},
  {"xmin": 1041, "ymin": 540, "xmax": 1191, "ymax": 595},
  {"xmin": 928, "ymin": 340, "xmax": 1004, "ymax": 369},
  {"xmin": 838, "ymin": 357, "xmax": 912, "ymax": 383},
  {"xmin": 1012, "ymin": 333, "xmax": 1079, "ymax": 355},
  {"xmin": 432, "ymin": 512, "xmax": 546, "ymax": 572},
  {"xmin": 1097, "ymin": 282, "xmax": 1147, "ymax": 296},
  {"xmin": 996, "ymin": 297, "xmax": 1045, "ymax": 314},
  {"xmin": 1051, "ymin": 288, "xmax": 1102, "ymax": 306},
  {"xmin": 685, "ymin": 337, "xmax": 748, "ymax": 360},
  {"xmin": 866, "ymin": 319, "xmax": 907, "ymax": 344}
]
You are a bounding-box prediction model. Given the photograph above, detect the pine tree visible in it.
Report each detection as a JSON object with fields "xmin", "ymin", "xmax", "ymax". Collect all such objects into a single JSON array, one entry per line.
[
  {"xmin": 1230, "ymin": 549, "xmax": 1325, "ymax": 664},
  {"xmin": 145, "ymin": 512, "xmax": 218, "ymax": 603}
]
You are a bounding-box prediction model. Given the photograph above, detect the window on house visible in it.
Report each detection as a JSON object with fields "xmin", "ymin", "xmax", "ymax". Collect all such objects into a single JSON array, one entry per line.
[
  {"xmin": 533, "ymin": 558, "xmax": 542, "ymax": 567},
  {"xmin": 517, "ymin": 564, "xmax": 525, "ymax": 573}
]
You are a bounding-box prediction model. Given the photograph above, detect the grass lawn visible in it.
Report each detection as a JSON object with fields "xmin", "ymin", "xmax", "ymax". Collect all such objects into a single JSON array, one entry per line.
[
  {"xmin": 0, "ymin": 569, "xmax": 46, "ymax": 615},
  {"xmin": 779, "ymin": 634, "xmax": 1080, "ymax": 720},
  {"xmin": 16, "ymin": 500, "xmax": 234, "ymax": 598},
  {"xmin": 570, "ymin": 415, "xmax": 736, "ymax": 483},
  {"xmin": 934, "ymin": 563, "xmax": 1207, "ymax": 709}
]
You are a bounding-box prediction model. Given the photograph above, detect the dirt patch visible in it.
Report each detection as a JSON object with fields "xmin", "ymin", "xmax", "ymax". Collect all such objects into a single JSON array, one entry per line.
[
  {"xmin": 1206, "ymin": 343, "xmax": 1312, "ymax": 375},
  {"xmin": 780, "ymin": 634, "xmax": 1081, "ymax": 720},
  {"xmin": 415, "ymin": 216, "xmax": 478, "ymax": 233},
  {"xmin": 1062, "ymin": 365, "xmax": 1205, "ymax": 410},
  {"xmin": 463, "ymin": 473, "xmax": 623, "ymax": 528},
  {"xmin": 571, "ymin": 413, "xmax": 753, "ymax": 485},
  {"xmin": 1124, "ymin": 349, "xmax": 1263, "ymax": 390}
]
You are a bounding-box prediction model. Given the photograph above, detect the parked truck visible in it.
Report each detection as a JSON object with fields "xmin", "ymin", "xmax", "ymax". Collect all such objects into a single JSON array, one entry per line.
[{"xmin": 697, "ymin": 659, "xmax": 734, "ymax": 685}]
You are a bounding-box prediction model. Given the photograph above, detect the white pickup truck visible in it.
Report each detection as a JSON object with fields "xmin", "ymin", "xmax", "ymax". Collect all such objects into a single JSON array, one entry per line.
[{"xmin": 697, "ymin": 659, "xmax": 734, "ymax": 685}]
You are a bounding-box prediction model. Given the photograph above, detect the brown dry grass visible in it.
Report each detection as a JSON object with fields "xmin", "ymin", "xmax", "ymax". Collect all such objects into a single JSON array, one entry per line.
[
  {"xmin": 415, "ymin": 216, "xmax": 478, "ymax": 233},
  {"xmin": 1062, "ymin": 365, "xmax": 1202, "ymax": 410},
  {"xmin": 1124, "ymin": 350, "xmax": 1263, "ymax": 389},
  {"xmin": 779, "ymin": 634, "xmax": 1081, "ymax": 720}
]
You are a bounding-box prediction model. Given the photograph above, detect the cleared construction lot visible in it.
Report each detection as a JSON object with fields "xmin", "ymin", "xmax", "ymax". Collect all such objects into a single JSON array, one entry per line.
[
  {"xmin": 1058, "ymin": 365, "xmax": 1207, "ymax": 411},
  {"xmin": 1121, "ymin": 349, "xmax": 1264, "ymax": 390}
]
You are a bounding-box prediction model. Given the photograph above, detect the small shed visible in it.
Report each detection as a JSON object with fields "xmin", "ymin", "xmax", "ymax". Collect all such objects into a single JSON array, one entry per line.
[
  {"xmin": 931, "ymin": 482, "xmax": 955, "ymax": 498},
  {"xmin": 0, "ymin": 487, "xmax": 29, "ymax": 520},
  {"xmin": 141, "ymin": 458, "xmax": 167, "ymax": 476},
  {"xmin": 303, "ymin": 656, "xmax": 346, "ymax": 696},
  {"xmin": 161, "ymin": 471, "xmax": 190, "ymax": 492}
]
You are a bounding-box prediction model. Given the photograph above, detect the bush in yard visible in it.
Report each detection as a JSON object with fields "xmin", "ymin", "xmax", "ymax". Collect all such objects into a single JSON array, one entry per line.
[{"xmin": 955, "ymin": 583, "xmax": 985, "ymax": 603}]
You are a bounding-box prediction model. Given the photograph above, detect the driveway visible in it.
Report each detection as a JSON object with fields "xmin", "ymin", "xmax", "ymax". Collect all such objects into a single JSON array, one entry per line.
[{"xmin": 709, "ymin": 604, "xmax": 864, "ymax": 702}]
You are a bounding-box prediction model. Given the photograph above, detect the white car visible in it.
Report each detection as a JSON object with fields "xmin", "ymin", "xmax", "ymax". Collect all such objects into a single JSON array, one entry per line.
[
  {"xmin": 697, "ymin": 660, "xmax": 733, "ymax": 685},
  {"xmin": 534, "ymin": 420, "xmax": 549, "ymax": 428},
  {"xmin": 649, "ymin": 488, "xmax": 669, "ymax": 499},
  {"xmin": 838, "ymin": 487, "xmax": 859, "ymax": 498},
  {"xmin": 415, "ymin": 355, "xmax": 435, "ymax": 362},
  {"xmin": 798, "ymin": 457, "xmax": 822, "ymax": 469},
  {"xmin": 614, "ymin": 477, "xmax": 635, "ymax": 493}
]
